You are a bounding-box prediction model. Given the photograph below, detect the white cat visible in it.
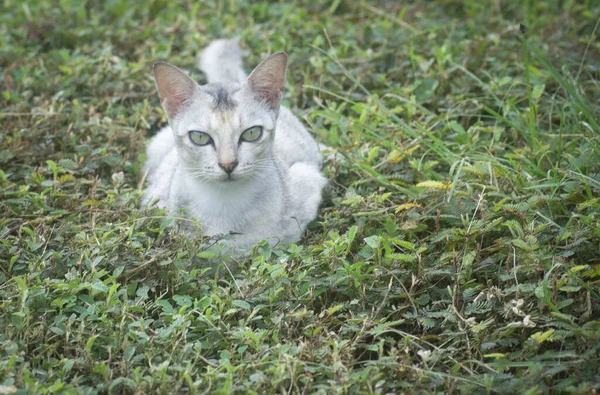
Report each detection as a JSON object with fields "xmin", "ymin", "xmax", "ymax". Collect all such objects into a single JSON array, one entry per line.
[{"xmin": 141, "ymin": 39, "xmax": 327, "ymax": 252}]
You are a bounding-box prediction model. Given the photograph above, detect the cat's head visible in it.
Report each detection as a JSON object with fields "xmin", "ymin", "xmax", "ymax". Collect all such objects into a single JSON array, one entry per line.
[{"xmin": 152, "ymin": 53, "xmax": 287, "ymax": 183}]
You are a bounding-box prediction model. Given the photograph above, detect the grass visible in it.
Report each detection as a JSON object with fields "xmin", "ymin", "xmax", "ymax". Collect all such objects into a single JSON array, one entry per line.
[{"xmin": 1, "ymin": 0, "xmax": 600, "ymax": 393}]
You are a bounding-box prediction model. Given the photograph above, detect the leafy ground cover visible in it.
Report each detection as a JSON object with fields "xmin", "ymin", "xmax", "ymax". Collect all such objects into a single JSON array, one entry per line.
[{"xmin": 1, "ymin": 0, "xmax": 600, "ymax": 393}]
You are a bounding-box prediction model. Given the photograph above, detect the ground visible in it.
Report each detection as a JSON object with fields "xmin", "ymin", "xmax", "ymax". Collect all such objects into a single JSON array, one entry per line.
[{"xmin": 1, "ymin": 0, "xmax": 600, "ymax": 393}]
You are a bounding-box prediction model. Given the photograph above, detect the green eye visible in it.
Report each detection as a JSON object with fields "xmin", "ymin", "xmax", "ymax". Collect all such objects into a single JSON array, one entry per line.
[
  {"xmin": 189, "ymin": 131, "xmax": 212, "ymax": 146},
  {"xmin": 240, "ymin": 126, "xmax": 263, "ymax": 143}
]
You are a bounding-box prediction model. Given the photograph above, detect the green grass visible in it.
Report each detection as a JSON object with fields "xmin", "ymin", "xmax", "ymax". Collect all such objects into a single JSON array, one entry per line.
[{"xmin": 1, "ymin": 0, "xmax": 600, "ymax": 393}]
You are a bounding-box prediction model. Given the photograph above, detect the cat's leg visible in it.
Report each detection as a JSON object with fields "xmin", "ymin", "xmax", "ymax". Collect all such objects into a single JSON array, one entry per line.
[
  {"xmin": 141, "ymin": 128, "xmax": 177, "ymax": 207},
  {"xmin": 286, "ymin": 162, "xmax": 327, "ymax": 231},
  {"xmin": 144, "ymin": 126, "xmax": 175, "ymax": 176}
]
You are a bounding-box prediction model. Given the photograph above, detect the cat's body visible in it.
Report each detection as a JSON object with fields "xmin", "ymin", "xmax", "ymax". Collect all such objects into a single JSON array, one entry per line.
[{"xmin": 142, "ymin": 40, "xmax": 326, "ymax": 251}]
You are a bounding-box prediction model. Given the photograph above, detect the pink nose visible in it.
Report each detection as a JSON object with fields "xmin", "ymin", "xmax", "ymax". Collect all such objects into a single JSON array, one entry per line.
[{"xmin": 218, "ymin": 161, "xmax": 238, "ymax": 175}]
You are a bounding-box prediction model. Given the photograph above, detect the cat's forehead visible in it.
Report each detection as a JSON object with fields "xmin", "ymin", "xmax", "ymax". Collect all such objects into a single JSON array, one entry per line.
[
  {"xmin": 174, "ymin": 83, "xmax": 274, "ymax": 134},
  {"xmin": 176, "ymin": 83, "xmax": 242, "ymax": 130},
  {"xmin": 202, "ymin": 83, "xmax": 239, "ymax": 111}
]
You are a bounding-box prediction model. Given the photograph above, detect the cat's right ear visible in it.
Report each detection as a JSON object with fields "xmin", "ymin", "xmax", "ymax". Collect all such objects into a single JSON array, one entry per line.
[
  {"xmin": 245, "ymin": 52, "xmax": 287, "ymax": 110},
  {"xmin": 153, "ymin": 62, "xmax": 197, "ymax": 119}
]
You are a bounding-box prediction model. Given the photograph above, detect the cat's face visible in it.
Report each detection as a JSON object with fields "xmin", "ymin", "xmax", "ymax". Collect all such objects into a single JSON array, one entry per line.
[
  {"xmin": 165, "ymin": 82, "xmax": 278, "ymax": 183},
  {"xmin": 153, "ymin": 53, "xmax": 287, "ymax": 183}
]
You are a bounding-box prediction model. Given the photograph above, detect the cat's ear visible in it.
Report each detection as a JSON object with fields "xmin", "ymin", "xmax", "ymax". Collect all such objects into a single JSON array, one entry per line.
[
  {"xmin": 153, "ymin": 62, "xmax": 197, "ymax": 119},
  {"xmin": 245, "ymin": 52, "xmax": 287, "ymax": 110}
]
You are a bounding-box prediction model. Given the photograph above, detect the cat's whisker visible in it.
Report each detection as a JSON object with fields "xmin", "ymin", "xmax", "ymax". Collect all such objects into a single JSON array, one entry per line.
[
  {"xmin": 249, "ymin": 161, "xmax": 277, "ymax": 169},
  {"xmin": 187, "ymin": 171, "xmax": 215, "ymax": 182},
  {"xmin": 252, "ymin": 159, "xmax": 275, "ymax": 166}
]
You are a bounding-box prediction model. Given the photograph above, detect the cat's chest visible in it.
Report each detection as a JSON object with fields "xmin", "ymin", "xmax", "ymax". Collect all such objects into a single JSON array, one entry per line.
[{"xmin": 180, "ymin": 177, "xmax": 282, "ymax": 236}]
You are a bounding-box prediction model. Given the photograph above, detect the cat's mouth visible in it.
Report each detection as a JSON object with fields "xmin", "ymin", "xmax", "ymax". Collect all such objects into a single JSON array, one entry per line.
[
  {"xmin": 218, "ymin": 173, "xmax": 238, "ymax": 183},
  {"xmin": 215, "ymin": 169, "xmax": 254, "ymax": 183}
]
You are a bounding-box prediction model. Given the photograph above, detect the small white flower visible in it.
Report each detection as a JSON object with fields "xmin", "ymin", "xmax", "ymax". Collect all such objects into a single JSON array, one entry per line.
[
  {"xmin": 510, "ymin": 299, "xmax": 525, "ymax": 316},
  {"xmin": 417, "ymin": 350, "xmax": 431, "ymax": 361},
  {"xmin": 523, "ymin": 315, "xmax": 536, "ymax": 327}
]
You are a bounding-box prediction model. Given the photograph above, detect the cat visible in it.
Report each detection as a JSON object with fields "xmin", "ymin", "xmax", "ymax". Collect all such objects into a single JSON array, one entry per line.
[{"xmin": 141, "ymin": 39, "xmax": 327, "ymax": 253}]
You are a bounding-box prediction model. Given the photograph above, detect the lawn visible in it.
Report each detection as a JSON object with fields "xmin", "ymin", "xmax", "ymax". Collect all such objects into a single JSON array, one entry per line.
[{"xmin": 1, "ymin": 0, "xmax": 600, "ymax": 393}]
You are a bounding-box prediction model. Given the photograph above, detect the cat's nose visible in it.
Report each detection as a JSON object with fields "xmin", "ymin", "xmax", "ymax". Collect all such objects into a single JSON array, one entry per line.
[{"xmin": 218, "ymin": 161, "xmax": 238, "ymax": 175}]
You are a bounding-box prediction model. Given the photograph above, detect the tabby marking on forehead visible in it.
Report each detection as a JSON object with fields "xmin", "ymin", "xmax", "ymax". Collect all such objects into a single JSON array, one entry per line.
[{"xmin": 203, "ymin": 83, "xmax": 238, "ymax": 111}]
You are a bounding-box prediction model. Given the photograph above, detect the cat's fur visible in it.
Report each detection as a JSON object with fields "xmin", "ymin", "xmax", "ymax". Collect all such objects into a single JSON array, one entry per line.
[{"xmin": 141, "ymin": 39, "xmax": 327, "ymax": 252}]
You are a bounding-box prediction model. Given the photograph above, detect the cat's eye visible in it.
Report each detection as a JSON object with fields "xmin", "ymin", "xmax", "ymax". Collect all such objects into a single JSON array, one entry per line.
[
  {"xmin": 189, "ymin": 131, "xmax": 212, "ymax": 146},
  {"xmin": 240, "ymin": 126, "xmax": 263, "ymax": 143}
]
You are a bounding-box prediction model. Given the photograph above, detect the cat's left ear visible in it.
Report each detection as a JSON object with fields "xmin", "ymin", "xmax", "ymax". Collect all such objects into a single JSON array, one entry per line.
[
  {"xmin": 153, "ymin": 62, "xmax": 197, "ymax": 119},
  {"xmin": 245, "ymin": 52, "xmax": 287, "ymax": 110}
]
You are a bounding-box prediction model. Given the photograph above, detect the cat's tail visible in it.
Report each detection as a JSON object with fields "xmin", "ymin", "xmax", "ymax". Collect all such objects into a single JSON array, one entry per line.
[{"xmin": 198, "ymin": 39, "xmax": 247, "ymax": 84}]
